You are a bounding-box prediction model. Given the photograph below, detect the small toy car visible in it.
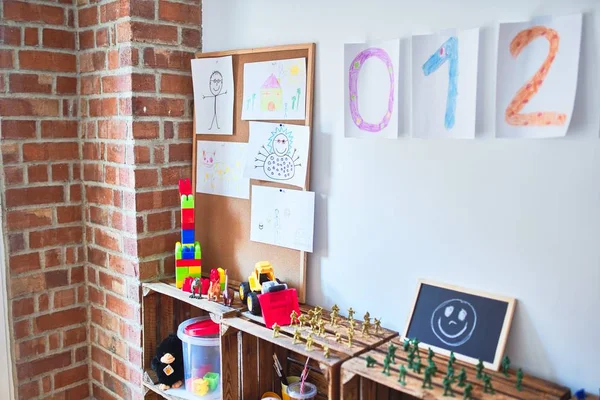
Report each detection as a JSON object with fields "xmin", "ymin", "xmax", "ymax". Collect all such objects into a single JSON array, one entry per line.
[{"xmin": 239, "ymin": 261, "xmax": 287, "ymax": 315}]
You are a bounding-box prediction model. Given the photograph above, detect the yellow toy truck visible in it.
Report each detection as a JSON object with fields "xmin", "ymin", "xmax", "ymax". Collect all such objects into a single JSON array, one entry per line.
[{"xmin": 239, "ymin": 261, "xmax": 287, "ymax": 315}]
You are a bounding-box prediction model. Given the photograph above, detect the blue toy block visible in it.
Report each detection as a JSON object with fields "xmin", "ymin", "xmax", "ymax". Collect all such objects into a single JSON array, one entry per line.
[
  {"xmin": 181, "ymin": 229, "xmax": 195, "ymax": 244},
  {"xmin": 182, "ymin": 245, "xmax": 196, "ymax": 260}
]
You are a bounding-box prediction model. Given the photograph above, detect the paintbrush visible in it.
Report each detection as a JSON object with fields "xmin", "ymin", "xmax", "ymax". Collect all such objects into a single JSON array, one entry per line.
[{"xmin": 273, "ymin": 354, "xmax": 288, "ymax": 385}]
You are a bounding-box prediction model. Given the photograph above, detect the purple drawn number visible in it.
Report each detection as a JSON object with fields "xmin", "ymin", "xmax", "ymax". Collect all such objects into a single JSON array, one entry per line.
[{"xmin": 348, "ymin": 47, "xmax": 395, "ymax": 133}]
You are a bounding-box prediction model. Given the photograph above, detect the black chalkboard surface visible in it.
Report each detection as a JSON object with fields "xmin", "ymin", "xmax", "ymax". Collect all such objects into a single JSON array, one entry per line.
[{"xmin": 404, "ymin": 280, "xmax": 516, "ymax": 370}]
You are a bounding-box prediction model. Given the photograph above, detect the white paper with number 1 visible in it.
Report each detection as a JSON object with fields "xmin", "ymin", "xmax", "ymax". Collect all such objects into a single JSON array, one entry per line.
[
  {"xmin": 250, "ymin": 186, "xmax": 315, "ymax": 253},
  {"xmin": 412, "ymin": 28, "xmax": 479, "ymax": 139}
]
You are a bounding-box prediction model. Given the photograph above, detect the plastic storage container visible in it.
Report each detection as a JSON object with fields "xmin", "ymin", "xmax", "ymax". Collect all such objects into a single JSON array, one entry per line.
[{"xmin": 177, "ymin": 317, "xmax": 221, "ymax": 398}]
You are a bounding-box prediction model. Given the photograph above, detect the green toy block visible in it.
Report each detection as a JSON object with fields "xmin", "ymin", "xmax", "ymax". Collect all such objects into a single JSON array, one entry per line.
[
  {"xmin": 194, "ymin": 241, "xmax": 202, "ymax": 259},
  {"xmin": 176, "ymin": 267, "xmax": 189, "ymax": 287},
  {"xmin": 203, "ymin": 372, "xmax": 219, "ymax": 391},
  {"xmin": 175, "ymin": 242, "xmax": 182, "ymax": 260},
  {"xmin": 181, "ymin": 194, "xmax": 194, "ymax": 209}
]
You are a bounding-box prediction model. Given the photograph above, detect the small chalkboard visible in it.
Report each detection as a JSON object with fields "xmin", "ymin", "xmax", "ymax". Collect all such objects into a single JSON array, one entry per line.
[{"xmin": 403, "ymin": 280, "xmax": 516, "ymax": 370}]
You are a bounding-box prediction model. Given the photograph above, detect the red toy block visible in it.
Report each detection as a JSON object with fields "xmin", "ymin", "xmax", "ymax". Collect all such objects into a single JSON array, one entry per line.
[
  {"xmin": 182, "ymin": 208, "xmax": 194, "ymax": 224},
  {"xmin": 182, "ymin": 277, "xmax": 209, "ymax": 293},
  {"xmin": 179, "ymin": 179, "xmax": 192, "ymax": 196},
  {"xmin": 176, "ymin": 259, "xmax": 202, "ymax": 267}
]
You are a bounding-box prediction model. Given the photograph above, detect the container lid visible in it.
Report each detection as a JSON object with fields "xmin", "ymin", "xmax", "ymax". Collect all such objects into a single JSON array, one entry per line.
[
  {"xmin": 286, "ymin": 382, "xmax": 317, "ymax": 399},
  {"xmin": 184, "ymin": 319, "xmax": 219, "ymax": 337}
]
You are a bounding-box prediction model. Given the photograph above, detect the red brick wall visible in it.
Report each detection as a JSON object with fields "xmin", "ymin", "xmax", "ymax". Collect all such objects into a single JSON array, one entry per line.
[
  {"xmin": 1, "ymin": 0, "xmax": 200, "ymax": 399},
  {"xmin": 0, "ymin": 0, "xmax": 89, "ymax": 399}
]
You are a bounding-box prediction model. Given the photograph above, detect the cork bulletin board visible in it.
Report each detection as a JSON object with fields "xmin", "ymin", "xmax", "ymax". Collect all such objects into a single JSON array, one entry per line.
[{"xmin": 192, "ymin": 43, "xmax": 315, "ymax": 303}]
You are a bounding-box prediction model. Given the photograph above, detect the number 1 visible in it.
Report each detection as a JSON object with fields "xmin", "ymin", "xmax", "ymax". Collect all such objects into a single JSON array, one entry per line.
[{"xmin": 422, "ymin": 37, "xmax": 459, "ymax": 130}]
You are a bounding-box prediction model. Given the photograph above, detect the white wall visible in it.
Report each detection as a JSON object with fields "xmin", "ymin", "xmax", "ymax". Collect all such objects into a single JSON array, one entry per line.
[{"xmin": 203, "ymin": 0, "xmax": 600, "ymax": 391}]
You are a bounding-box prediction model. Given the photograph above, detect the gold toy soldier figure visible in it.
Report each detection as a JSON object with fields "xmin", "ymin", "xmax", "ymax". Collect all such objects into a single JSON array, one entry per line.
[
  {"xmin": 318, "ymin": 319, "xmax": 326, "ymax": 337},
  {"xmin": 335, "ymin": 332, "xmax": 342, "ymax": 343},
  {"xmin": 323, "ymin": 345, "xmax": 330, "ymax": 359},
  {"xmin": 331, "ymin": 304, "xmax": 340, "ymax": 326},
  {"xmin": 363, "ymin": 311, "xmax": 371, "ymax": 324},
  {"xmin": 290, "ymin": 310, "xmax": 299, "ymax": 326},
  {"xmin": 293, "ymin": 328, "xmax": 302, "ymax": 344},
  {"xmin": 347, "ymin": 307, "xmax": 355, "ymax": 321},
  {"xmin": 272, "ymin": 323, "xmax": 280, "ymax": 338},
  {"xmin": 298, "ymin": 314, "xmax": 308, "ymax": 329},
  {"xmin": 374, "ymin": 318, "xmax": 382, "ymax": 334},
  {"xmin": 347, "ymin": 329, "xmax": 354, "ymax": 348},
  {"xmin": 305, "ymin": 334, "xmax": 314, "ymax": 351},
  {"xmin": 361, "ymin": 318, "xmax": 371, "ymax": 337}
]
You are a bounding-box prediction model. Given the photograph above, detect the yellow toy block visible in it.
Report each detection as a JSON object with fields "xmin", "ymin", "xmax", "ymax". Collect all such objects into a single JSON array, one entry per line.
[
  {"xmin": 189, "ymin": 267, "xmax": 201, "ymax": 275},
  {"xmin": 193, "ymin": 378, "xmax": 209, "ymax": 396}
]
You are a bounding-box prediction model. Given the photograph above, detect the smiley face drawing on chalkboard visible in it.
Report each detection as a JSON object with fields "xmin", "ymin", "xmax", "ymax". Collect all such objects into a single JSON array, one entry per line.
[{"xmin": 431, "ymin": 299, "xmax": 477, "ymax": 347}]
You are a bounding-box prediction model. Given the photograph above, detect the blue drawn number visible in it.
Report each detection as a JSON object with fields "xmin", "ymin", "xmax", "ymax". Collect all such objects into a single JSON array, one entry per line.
[{"xmin": 422, "ymin": 37, "xmax": 458, "ymax": 130}]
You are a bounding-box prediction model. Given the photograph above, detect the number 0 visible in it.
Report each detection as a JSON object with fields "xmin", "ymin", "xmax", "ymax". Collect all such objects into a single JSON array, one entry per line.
[{"xmin": 505, "ymin": 26, "xmax": 566, "ymax": 126}]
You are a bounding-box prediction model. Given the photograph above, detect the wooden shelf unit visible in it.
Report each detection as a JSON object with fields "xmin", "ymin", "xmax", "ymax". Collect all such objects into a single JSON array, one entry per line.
[{"xmin": 341, "ymin": 336, "xmax": 572, "ymax": 400}]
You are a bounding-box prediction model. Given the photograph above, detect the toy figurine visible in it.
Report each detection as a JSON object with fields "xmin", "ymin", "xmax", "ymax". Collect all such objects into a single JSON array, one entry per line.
[
  {"xmin": 483, "ymin": 374, "xmax": 495, "ymax": 394},
  {"xmin": 222, "ymin": 270, "xmax": 234, "ymax": 306},
  {"xmin": 516, "ymin": 368, "xmax": 523, "ymax": 391},
  {"xmin": 272, "ymin": 323, "xmax": 280, "ymax": 338},
  {"xmin": 413, "ymin": 357, "xmax": 422, "ymax": 374},
  {"xmin": 189, "ymin": 278, "xmax": 201, "ymax": 299},
  {"xmin": 348, "ymin": 318, "xmax": 356, "ymax": 331},
  {"xmin": 315, "ymin": 306, "xmax": 323, "ymax": 317},
  {"xmin": 456, "ymin": 368, "xmax": 467, "ymax": 387},
  {"xmin": 293, "ymin": 328, "xmax": 301, "ymax": 345},
  {"xmin": 151, "ymin": 334, "xmax": 184, "ymax": 391},
  {"xmin": 347, "ymin": 329, "xmax": 354, "ymax": 348},
  {"xmin": 330, "ymin": 307, "xmax": 339, "ymax": 327},
  {"xmin": 388, "ymin": 343, "xmax": 398, "ymax": 364},
  {"xmin": 502, "ymin": 355, "xmax": 510, "ymax": 377},
  {"xmin": 407, "ymin": 352, "xmax": 415, "ymax": 369},
  {"xmin": 290, "ymin": 310, "xmax": 299, "ymax": 326},
  {"xmin": 398, "ymin": 365, "xmax": 407, "ymax": 386},
  {"xmin": 207, "ymin": 279, "xmax": 221, "ymax": 301},
  {"xmin": 318, "ymin": 319, "xmax": 325, "ymax": 337},
  {"xmin": 347, "ymin": 322, "xmax": 355, "ymax": 335},
  {"xmin": 374, "ymin": 318, "xmax": 382, "ymax": 334},
  {"xmin": 449, "ymin": 351, "xmax": 456, "ymax": 365},
  {"xmin": 347, "ymin": 307, "xmax": 355, "ymax": 320},
  {"xmin": 331, "ymin": 304, "xmax": 340, "ymax": 314},
  {"xmin": 305, "ymin": 334, "xmax": 314, "ymax": 351},
  {"xmin": 335, "ymin": 332, "xmax": 342, "ymax": 343},
  {"xmin": 447, "ymin": 364, "xmax": 455, "ymax": 379},
  {"xmin": 361, "ymin": 319, "xmax": 371, "ymax": 337},
  {"xmin": 382, "ymin": 354, "xmax": 391, "ymax": 376},
  {"xmin": 463, "ymin": 383, "xmax": 473, "ymax": 400},
  {"xmin": 366, "ymin": 355, "xmax": 376, "ymax": 367},
  {"xmin": 442, "ymin": 376, "xmax": 455, "ymax": 397},
  {"xmin": 411, "ymin": 337, "xmax": 420, "ymax": 349},
  {"xmin": 427, "ymin": 347, "xmax": 434, "ymax": 361},
  {"xmin": 422, "ymin": 366, "xmax": 433, "ymax": 389},
  {"xmin": 476, "ymin": 360, "xmax": 484, "ymax": 379},
  {"xmin": 323, "ymin": 345, "xmax": 330, "ymax": 359},
  {"xmin": 427, "ymin": 360, "xmax": 437, "ymax": 377},
  {"xmin": 298, "ymin": 314, "xmax": 308, "ymax": 329},
  {"xmin": 403, "ymin": 338, "xmax": 410, "ymax": 352}
]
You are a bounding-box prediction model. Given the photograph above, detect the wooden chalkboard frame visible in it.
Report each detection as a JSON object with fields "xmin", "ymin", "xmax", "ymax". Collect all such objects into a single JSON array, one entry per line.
[
  {"xmin": 191, "ymin": 44, "xmax": 315, "ymax": 303},
  {"xmin": 403, "ymin": 279, "xmax": 517, "ymax": 371}
]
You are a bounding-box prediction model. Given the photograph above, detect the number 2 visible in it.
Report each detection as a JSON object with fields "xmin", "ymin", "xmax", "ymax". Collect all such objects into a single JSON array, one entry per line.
[
  {"xmin": 422, "ymin": 36, "xmax": 459, "ymax": 130},
  {"xmin": 505, "ymin": 26, "xmax": 566, "ymax": 126}
]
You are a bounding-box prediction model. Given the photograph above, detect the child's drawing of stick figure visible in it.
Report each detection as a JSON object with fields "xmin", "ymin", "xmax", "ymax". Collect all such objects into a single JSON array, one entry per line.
[{"xmin": 203, "ymin": 71, "xmax": 227, "ymax": 130}]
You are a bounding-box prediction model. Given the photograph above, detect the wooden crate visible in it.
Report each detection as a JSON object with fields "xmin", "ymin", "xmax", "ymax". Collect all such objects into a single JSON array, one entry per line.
[
  {"xmin": 341, "ymin": 337, "xmax": 571, "ymax": 400},
  {"xmin": 141, "ymin": 280, "xmax": 246, "ymax": 399}
]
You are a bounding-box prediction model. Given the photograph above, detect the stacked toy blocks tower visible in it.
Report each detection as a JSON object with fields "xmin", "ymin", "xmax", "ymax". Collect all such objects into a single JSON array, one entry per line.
[{"xmin": 175, "ymin": 179, "xmax": 202, "ymax": 288}]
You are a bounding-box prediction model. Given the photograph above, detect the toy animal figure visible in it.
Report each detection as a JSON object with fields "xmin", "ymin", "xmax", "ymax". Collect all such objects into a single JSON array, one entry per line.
[
  {"xmin": 189, "ymin": 278, "xmax": 201, "ymax": 299},
  {"xmin": 208, "ymin": 279, "xmax": 221, "ymax": 301},
  {"xmin": 222, "ymin": 269, "xmax": 235, "ymax": 306},
  {"xmin": 151, "ymin": 334, "xmax": 184, "ymax": 391}
]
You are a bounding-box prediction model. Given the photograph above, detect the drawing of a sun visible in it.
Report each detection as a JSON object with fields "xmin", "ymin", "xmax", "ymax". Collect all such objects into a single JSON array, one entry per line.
[{"xmin": 290, "ymin": 64, "xmax": 300, "ymax": 76}]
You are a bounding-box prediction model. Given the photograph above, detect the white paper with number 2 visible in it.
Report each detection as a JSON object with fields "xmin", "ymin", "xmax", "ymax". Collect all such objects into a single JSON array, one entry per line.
[
  {"xmin": 250, "ymin": 186, "xmax": 315, "ymax": 253},
  {"xmin": 496, "ymin": 14, "xmax": 582, "ymax": 138}
]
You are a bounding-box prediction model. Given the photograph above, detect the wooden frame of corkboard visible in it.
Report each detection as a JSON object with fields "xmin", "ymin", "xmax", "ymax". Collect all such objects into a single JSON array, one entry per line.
[{"xmin": 192, "ymin": 43, "xmax": 316, "ymax": 303}]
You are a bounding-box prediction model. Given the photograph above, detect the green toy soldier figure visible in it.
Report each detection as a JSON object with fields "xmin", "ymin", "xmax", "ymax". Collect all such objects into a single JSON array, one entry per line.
[
  {"xmin": 411, "ymin": 337, "xmax": 420, "ymax": 349},
  {"xmin": 476, "ymin": 360, "xmax": 484, "ymax": 379},
  {"xmin": 516, "ymin": 368, "xmax": 524, "ymax": 391},
  {"xmin": 398, "ymin": 365, "xmax": 407, "ymax": 386},
  {"xmin": 448, "ymin": 351, "xmax": 456, "ymax": 365},
  {"xmin": 443, "ymin": 376, "xmax": 455, "ymax": 397},
  {"xmin": 447, "ymin": 364, "xmax": 455, "ymax": 379},
  {"xmin": 382, "ymin": 354, "xmax": 391, "ymax": 376},
  {"xmin": 463, "ymin": 383, "xmax": 473, "ymax": 400},
  {"xmin": 428, "ymin": 359, "xmax": 438, "ymax": 377},
  {"xmin": 407, "ymin": 352, "xmax": 415, "ymax": 370},
  {"xmin": 388, "ymin": 343, "xmax": 398, "ymax": 364},
  {"xmin": 413, "ymin": 357, "xmax": 423, "ymax": 374},
  {"xmin": 456, "ymin": 368, "xmax": 467, "ymax": 387},
  {"xmin": 483, "ymin": 373, "xmax": 495, "ymax": 394},
  {"xmin": 403, "ymin": 338, "xmax": 410, "ymax": 352},
  {"xmin": 422, "ymin": 366, "xmax": 434, "ymax": 389},
  {"xmin": 366, "ymin": 355, "xmax": 376, "ymax": 368},
  {"xmin": 502, "ymin": 355, "xmax": 511, "ymax": 377},
  {"xmin": 428, "ymin": 347, "xmax": 435, "ymax": 361}
]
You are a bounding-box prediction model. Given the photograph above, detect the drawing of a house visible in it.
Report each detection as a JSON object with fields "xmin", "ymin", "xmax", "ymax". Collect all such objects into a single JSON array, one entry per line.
[{"xmin": 260, "ymin": 74, "xmax": 283, "ymax": 112}]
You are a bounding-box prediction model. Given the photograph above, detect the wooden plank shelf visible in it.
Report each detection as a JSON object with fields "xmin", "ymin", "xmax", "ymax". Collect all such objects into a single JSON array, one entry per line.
[
  {"xmin": 221, "ymin": 316, "xmax": 352, "ymax": 400},
  {"xmin": 142, "ymin": 280, "xmax": 246, "ymax": 318},
  {"xmin": 341, "ymin": 336, "xmax": 571, "ymax": 400},
  {"xmin": 143, "ymin": 369, "xmax": 189, "ymax": 400},
  {"xmin": 241, "ymin": 303, "xmax": 398, "ymax": 358}
]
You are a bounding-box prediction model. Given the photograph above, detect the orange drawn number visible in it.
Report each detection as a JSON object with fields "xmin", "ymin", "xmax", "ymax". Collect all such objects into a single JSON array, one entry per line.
[{"xmin": 505, "ymin": 26, "xmax": 567, "ymax": 127}]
